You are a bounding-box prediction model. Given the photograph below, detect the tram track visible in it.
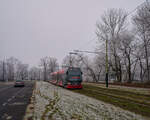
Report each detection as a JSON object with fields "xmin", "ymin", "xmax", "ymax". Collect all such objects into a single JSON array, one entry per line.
[{"xmin": 74, "ymin": 84, "xmax": 150, "ymax": 117}]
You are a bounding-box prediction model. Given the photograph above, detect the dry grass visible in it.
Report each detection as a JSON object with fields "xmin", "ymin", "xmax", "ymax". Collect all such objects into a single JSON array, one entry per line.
[
  {"xmin": 74, "ymin": 83, "xmax": 150, "ymax": 118},
  {"xmin": 33, "ymin": 81, "xmax": 148, "ymax": 120}
]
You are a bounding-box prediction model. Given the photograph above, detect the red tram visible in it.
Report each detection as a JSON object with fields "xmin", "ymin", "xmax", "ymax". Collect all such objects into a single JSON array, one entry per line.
[{"xmin": 49, "ymin": 67, "xmax": 82, "ymax": 89}]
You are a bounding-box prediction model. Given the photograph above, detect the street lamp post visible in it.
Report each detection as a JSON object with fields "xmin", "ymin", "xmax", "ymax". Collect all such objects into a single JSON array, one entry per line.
[
  {"xmin": 105, "ymin": 39, "xmax": 109, "ymax": 88},
  {"xmin": 73, "ymin": 49, "xmax": 109, "ymax": 88}
]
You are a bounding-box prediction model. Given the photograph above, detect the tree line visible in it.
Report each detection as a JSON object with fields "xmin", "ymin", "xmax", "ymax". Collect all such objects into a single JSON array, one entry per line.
[
  {"xmin": 0, "ymin": 57, "xmax": 28, "ymax": 81},
  {"xmin": 94, "ymin": 3, "xmax": 150, "ymax": 83},
  {"xmin": 1, "ymin": 2, "xmax": 150, "ymax": 83},
  {"xmin": 0, "ymin": 56, "xmax": 59, "ymax": 82},
  {"xmin": 63, "ymin": 3, "xmax": 150, "ymax": 83}
]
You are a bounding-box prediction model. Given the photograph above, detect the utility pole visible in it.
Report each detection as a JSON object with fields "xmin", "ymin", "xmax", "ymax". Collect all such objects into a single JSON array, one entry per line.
[
  {"xmin": 2, "ymin": 60, "xmax": 5, "ymax": 82},
  {"xmin": 69, "ymin": 53, "xmax": 72, "ymax": 67},
  {"xmin": 74, "ymin": 50, "xmax": 109, "ymax": 88},
  {"xmin": 105, "ymin": 39, "xmax": 108, "ymax": 88},
  {"xmin": 39, "ymin": 69, "xmax": 41, "ymax": 81}
]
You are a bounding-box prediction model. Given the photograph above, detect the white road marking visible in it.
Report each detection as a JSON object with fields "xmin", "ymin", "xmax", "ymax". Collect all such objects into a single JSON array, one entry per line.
[
  {"xmin": 2, "ymin": 103, "xmax": 6, "ymax": 106},
  {"xmin": 1, "ymin": 87, "xmax": 26, "ymax": 107},
  {"xmin": 2, "ymin": 113, "xmax": 12, "ymax": 120},
  {"xmin": 6, "ymin": 116, "xmax": 12, "ymax": 120},
  {"xmin": 7, "ymin": 98, "xmax": 12, "ymax": 102},
  {"xmin": 13, "ymin": 87, "xmax": 26, "ymax": 97},
  {"xmin": 12, "ymin": 96, "xmax": 15, "ymax": 99},
  {"xmin": 10, "ymin": 102, "xmax": 25, "ymax": 106}
]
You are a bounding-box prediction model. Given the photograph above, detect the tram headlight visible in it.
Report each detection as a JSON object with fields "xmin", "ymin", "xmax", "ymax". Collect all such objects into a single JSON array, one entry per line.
[{"xmin": 68, "ymin": 82, "xmax": 71, "ymax": 85}]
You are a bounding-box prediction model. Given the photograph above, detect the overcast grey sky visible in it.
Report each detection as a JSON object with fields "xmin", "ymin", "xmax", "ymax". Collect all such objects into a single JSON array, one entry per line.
[{"xmin": 0, "ymin": 0, "xmax": 144, "ymax": 66}]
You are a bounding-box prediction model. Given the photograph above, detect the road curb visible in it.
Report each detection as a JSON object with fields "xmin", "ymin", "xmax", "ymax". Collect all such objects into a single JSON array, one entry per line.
[{"xmin": 23, "ymin": 82, "xmax": 36, "ymax": 120}]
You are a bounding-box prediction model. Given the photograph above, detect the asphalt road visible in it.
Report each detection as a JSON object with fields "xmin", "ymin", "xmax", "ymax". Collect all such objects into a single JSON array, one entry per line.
[{"xmin": 0, "ymin": 81, "xmax": 34, "ymax": 120}]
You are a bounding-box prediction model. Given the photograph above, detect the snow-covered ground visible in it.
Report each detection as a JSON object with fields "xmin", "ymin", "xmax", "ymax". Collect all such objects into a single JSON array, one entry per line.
[{"xmin": 33, "ymin": 81, "xmax": 148, "ymax": 120}]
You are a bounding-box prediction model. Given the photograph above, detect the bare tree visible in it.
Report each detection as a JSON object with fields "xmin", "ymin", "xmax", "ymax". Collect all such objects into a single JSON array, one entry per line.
[
  {"xmin": 6, "ymin": 57, "xmax": 19, "ymax": 81},
  {"xmin": 0, "ymin": 60, "xmax": 6, "ymax": 81},
  {"xmin": 93, "ymin": 53, "xmax": 106, "ymax": 82},
  {"xmin": 75, "ymin": 54, "xmax": 99, "ymax": 82},
  {"xmin": 62, "ymin": 55, "xmax": 78, "ymax": 68},
  {"xmin": 48, "ymin": 57, "xmax": 59, "ymax": 73},
  {"xmin": 96, "ymin": 8, "xmax": 128, "ymax": 82},
  {"xmin": 0, "ymin": 57, "xmax": 31, "ymax": 81},
  {"xmin": 134, "ymin": 44, "xmax": 146, "ymax": 82},
  {"xmin": 40, "ymin": 57, "xmax": 59, "ymax": 81},
  {"xmin": 40, "ymin": 57, "xmax": 49, "ymax": 81},
  {"xmin": 29, "ymin": 67, "xmax": 41, "ymax": 80},
  {"xmin": 16, "ymin": 62, "xmax": 29, "ymax": 80},
  {"xmin": 62, "ymin": 54, "xmax": 96, "ymax": 82},
  {"xmin": 1, "ymin": 60, "xmax": 6, "ymax": 81},
  {"xmin": 119, "ymin": 31, "xmax": 136, "ymax": 83},
  {"xmin": 133, "ymin": 3, "xmax": 150, "ymax": 82}
]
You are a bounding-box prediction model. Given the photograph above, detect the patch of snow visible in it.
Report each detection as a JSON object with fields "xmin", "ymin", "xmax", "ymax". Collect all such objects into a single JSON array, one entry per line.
[{"xmin": 33, "ymin": 81, "xmax": 148, "ymax": 120}]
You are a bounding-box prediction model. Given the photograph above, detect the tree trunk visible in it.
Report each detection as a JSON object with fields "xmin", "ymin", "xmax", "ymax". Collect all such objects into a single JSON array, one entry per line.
[
  {"xmin": 127, "ymin": 56, "xmax": 132, "ymax": 83},
  {"xmin": 44, "ymin": 67, "xmax": 47, "ymax": 81},
  {"xmin": 2, "ymin": 61, "xmax": 5, "ymax": 82},
  {"xmin": 139, "ymin": 58, "xmax": 143, "ymax": 82},
  {"xmin": 118, "ymin": 61, "xmax": 122, "ymax": 82},
  {"xmin": 145, "ymin": 44, "xmax": 150, "ymax": 82}
]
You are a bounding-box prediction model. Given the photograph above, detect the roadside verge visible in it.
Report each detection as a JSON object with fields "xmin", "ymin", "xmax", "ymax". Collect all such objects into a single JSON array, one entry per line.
[{"xmin": 23, "ymin": 82, "xmax": 36, "ymax": 120}]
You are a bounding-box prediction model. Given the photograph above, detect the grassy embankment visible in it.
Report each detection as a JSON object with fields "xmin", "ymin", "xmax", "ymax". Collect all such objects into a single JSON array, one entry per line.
[{"xmin": 73, "ymin": 84, "xmax": 150, "ymax": 118}]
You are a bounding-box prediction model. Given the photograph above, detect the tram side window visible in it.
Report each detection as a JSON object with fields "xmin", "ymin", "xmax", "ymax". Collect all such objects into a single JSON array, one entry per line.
[
  {"xmin": 52, "ymin": 74, "xmax": 57, "ymax": 80},
  {"xmin": 59, "ymin": 74, "xmax": 63, "ymax": 81},
  {"xmin": 56, "ymin": 74, "xmax": 59, "ymax": 81},
  {"xmin": 52, "ymin": 75, "xmax": 54, "ymax": 80},
  {"xmin": 62, "ymin": 74, "xmax": 65, "ymax": 80},
  {"xmin": 57, "ymin": 74, "xmax": 60, "ymax": 81},
  {"xmin": 49, "ymin": 75, "xmax": 52, "ymax": 81}
]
